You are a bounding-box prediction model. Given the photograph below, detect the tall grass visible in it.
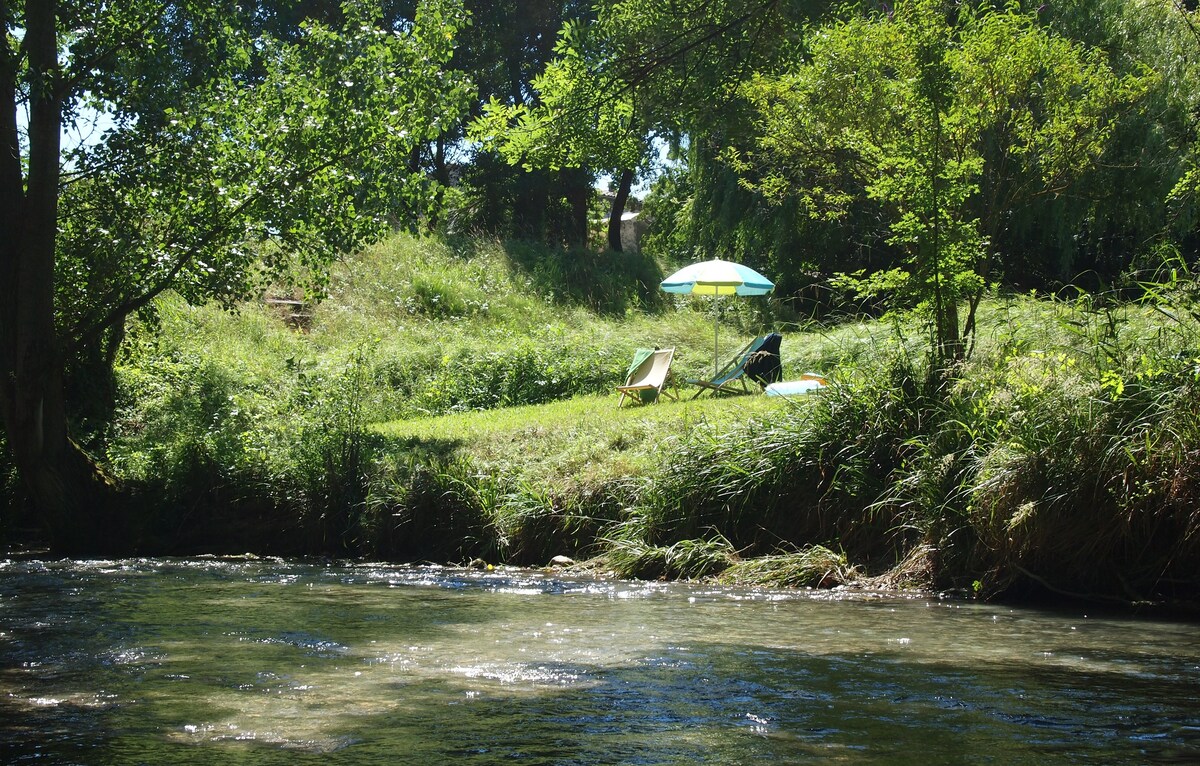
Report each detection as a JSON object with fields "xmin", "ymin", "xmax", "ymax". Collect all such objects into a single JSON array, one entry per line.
[
  {"xmin": 615, "ymin": 353, "xmax": 943, "ymax": 575},
  {"xmin": 719, "ymin": 546, "xmax": 858, "ymax": 588},
  {"xmin": 84, "ymin": 233, "xmax": 1200, "ymax": 606},
  {"xmin": 585, "ymin": 289, "xmax": 1200, "ymax": 603},
  {"xmin": 101, "ymin": 233, "xmax": 757, "ymax": 553},
  {"xmin": 600, "ymin": 531, "xmax": 738, "ymax": 581},
  {"xmin": 954, "ymin": 326, "xmax": 1200, "ymax": 601}
]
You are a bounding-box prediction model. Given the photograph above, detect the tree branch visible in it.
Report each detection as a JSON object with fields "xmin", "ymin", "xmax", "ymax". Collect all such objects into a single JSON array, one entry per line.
[
  {"xmin": 54, "ymin": 3, "xmax": 167, "ymax": 103},
  {"xmin": 64, "ymin": 146, "xmax": 364, "ymax": 356}
]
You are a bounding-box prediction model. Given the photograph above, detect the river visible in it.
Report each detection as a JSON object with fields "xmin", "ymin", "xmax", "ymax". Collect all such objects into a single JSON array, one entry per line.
[{"xmin": 1, "ymin": 557, "xmax": 1197, "ymax": 764}]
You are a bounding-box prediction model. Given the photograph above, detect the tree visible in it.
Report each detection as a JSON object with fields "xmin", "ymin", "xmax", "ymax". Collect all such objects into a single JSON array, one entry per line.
[
  {"xmin": 470, "ymin": 17, "xmax": 647, "ymax": 251},
  {"xmin": 735, "ymin": 0, "xmax": 1146, "ymax": 362},
  {"xmin": 471, "ymin": 0, "xmax": 813, "ymax": 253},
  {"xmin": 444, "ymin": 0, "xmax": 598, "ymax": 246},
  {"xmin": 1, "ymin": 0, "xmax": 469, "ymax": 550},
  {"xmin": 599, "ymin": 0, "xmax": 817, "ymax": 273}
]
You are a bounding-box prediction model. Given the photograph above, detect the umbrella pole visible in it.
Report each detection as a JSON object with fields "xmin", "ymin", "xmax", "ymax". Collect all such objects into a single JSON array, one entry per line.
[{"xmin": 713, "ymin": 298, "xmax": 720, "ymax": 377}]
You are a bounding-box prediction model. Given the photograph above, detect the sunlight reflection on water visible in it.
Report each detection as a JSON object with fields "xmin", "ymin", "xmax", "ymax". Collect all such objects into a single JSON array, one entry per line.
[{"xmin": 1, "ymin": 558, "xmax": 1199, "ymax": 764}]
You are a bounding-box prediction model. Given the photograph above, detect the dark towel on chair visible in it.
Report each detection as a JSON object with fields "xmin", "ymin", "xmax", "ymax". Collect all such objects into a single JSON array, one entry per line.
[{"xmin": 745, "ymin": 332, "xmax": 782, "ymax": 386}]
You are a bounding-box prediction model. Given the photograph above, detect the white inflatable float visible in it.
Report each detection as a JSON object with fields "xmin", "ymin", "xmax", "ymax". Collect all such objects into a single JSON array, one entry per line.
[{"xmin": 765, "ymin": 373, "xmax": 829, "ymax": 396}]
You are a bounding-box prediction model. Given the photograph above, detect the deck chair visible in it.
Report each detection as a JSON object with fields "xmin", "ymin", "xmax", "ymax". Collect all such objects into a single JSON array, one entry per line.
[
  {"xmin": 689, "ymin": 332, "xmax": 783, "ymax": 398},
  {"xmin": 617, "ymin": 348, "xmax": 679, "ymax": 407}
]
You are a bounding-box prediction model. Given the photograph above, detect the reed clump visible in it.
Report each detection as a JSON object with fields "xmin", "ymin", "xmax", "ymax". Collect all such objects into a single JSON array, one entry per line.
[
  {"xmin": 718, "ymin": 546, "xmax": 857, "ymax": 588},
  {"xmin": 599, "ymin": 531, "xmax": 738, "ymax": 581}
]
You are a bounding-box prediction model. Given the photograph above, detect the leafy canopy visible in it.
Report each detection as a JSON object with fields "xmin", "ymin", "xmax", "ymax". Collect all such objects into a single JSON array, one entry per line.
[
  {"xmin": 46, "ymin": 0, "xmax": 471, "ymax": 358},
  {"xmin": 733, "ymin": 0, "xmax": 1147, "ymax": 358},
  {"xmin": 469, "ymin": 17, "xmax": 648, "ymax": 183}
]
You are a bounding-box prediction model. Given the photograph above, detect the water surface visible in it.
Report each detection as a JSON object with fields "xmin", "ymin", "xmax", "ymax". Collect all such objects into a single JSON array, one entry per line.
[{"xmin": 1, "ymin": 558, "xmax": 1198, "ymax": 764}]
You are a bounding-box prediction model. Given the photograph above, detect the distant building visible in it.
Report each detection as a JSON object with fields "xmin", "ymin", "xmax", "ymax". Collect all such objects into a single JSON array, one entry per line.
[
  {"xmin": 597, "ymin": 192, "xmax": 649, "ymax": 252},
  {"xmin": 617, "ymin": 210, "xmax": 648, "ymax": 252}
]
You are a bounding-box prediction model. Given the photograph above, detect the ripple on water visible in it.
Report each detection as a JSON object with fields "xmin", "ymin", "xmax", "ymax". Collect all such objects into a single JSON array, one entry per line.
[
  {"xmin": 450, "ymin": 660, "xmax": 594, "ymax": 688},
  {"xmin": 172, "ymin": 723, "xmax": 359, "ymax": 754},
  {"xmin": 238, "ymin": 631, "xmax": 349, "ymax": 658}
]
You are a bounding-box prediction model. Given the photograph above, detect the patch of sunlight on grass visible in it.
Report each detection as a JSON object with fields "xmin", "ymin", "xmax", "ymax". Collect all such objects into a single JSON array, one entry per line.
[{"xmin": 371, "ymin": 392, "xmax": 796, "ymax": 484}]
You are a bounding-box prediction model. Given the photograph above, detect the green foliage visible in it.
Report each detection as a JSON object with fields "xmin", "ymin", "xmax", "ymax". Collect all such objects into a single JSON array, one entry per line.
[
  {"xmin": 735, "ymin": 0, "xmax": 1147, "ymax": 361},
  {"xmin": 432, "ymin": 0, "xmax": 602, "ymax": 243},
  {"xmin": 13, "ymin": 0, "xmax": 1200, "ymax": 574},
  {"xmin": 283, "ymin": 345, "xmax": 379, "ymax": 552},
  {"xmin": 362, "ymin": 455, "xmax": 495, "ymax": 562},
  {"xmin": 642, "ymin": 148, "xmax": 833, "ymax": 307},
  {"xmin": 488, "ymin": 477, "xmax": 629, "ymax": 565},
  {"xmin": 624, "ymin": 352, "xmax": 939, "ymax": 564},
  {"xmin": 951, "ymin": 292, "xmax": 1200, "ymax": 599},
  {"xmin": 53, "ymin": 0, "xmax": 472, "ymax": 354},
  {"xmin": 1034, "ymin": 0, "xmax": 1200, "ymax": 283},
  {"xmin": 470, "ymin": 16, "xmax": 647, "ymax": 175},
  {"xmin": 313, "ymin": 236, "xmax": 670, "ymax": 416},
  {"xmin": 502, "ymin": 240, "xmax": 665, "ymax": 314},
  {"xmin": 0, "ymin": 432, "xmax": 21, "ymax": 538},
  {"xmin": 412, "ymin": 332, "xmax": 615, "ymax": 413}
]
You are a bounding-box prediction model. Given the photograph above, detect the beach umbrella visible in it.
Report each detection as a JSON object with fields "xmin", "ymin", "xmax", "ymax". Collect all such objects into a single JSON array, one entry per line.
[{"xmin": 660, "ymin": 258, "xmax": 775, "ymax": 376}]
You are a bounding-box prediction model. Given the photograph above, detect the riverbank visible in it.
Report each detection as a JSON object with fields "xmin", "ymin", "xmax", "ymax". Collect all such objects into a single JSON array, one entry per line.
[
  {"xmin": 4, "ymin": 234, "xmax": 1199, "ymax": 610},
  {"xmin": 366, "ymin": 355, "xmax": 1200, "ymax": 611}
]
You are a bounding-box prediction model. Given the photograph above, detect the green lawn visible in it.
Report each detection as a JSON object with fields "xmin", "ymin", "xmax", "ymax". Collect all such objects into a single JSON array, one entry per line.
[{"xmin": 372, "ymin": 388, "xmax": 804, "ymax": 489}]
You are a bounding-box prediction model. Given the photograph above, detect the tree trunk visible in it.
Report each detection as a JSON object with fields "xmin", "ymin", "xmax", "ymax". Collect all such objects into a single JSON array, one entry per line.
[
  {"xmin": 561, "ymin": 167, "xmax": 591, "ymax": 248},
  {"xmin": 926, "ymin": 89, "xmax": 963, "ymax": 365},
  {"xmin": 0, "ymin": 0, "xmax": 20, "ymax": 409},
  {"xmin": 427, "ymin": 134, "xmax": 449, "ymax": 231},
  {"xmin": 513, "ymin": 168, "xmax": 549, "ymax": 240},
  {"xmin": 0, "ymin": 0, "xmax": 127, "ymax": 554},
  {"xmin": 607, "ymin": 168, "xmax": 635, "ymax": 252}
]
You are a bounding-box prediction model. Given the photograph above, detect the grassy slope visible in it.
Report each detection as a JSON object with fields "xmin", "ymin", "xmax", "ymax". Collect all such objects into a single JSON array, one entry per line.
[{"xmin": 107, "ymin": 233, "xmax": 1200, "ymax": 607}]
